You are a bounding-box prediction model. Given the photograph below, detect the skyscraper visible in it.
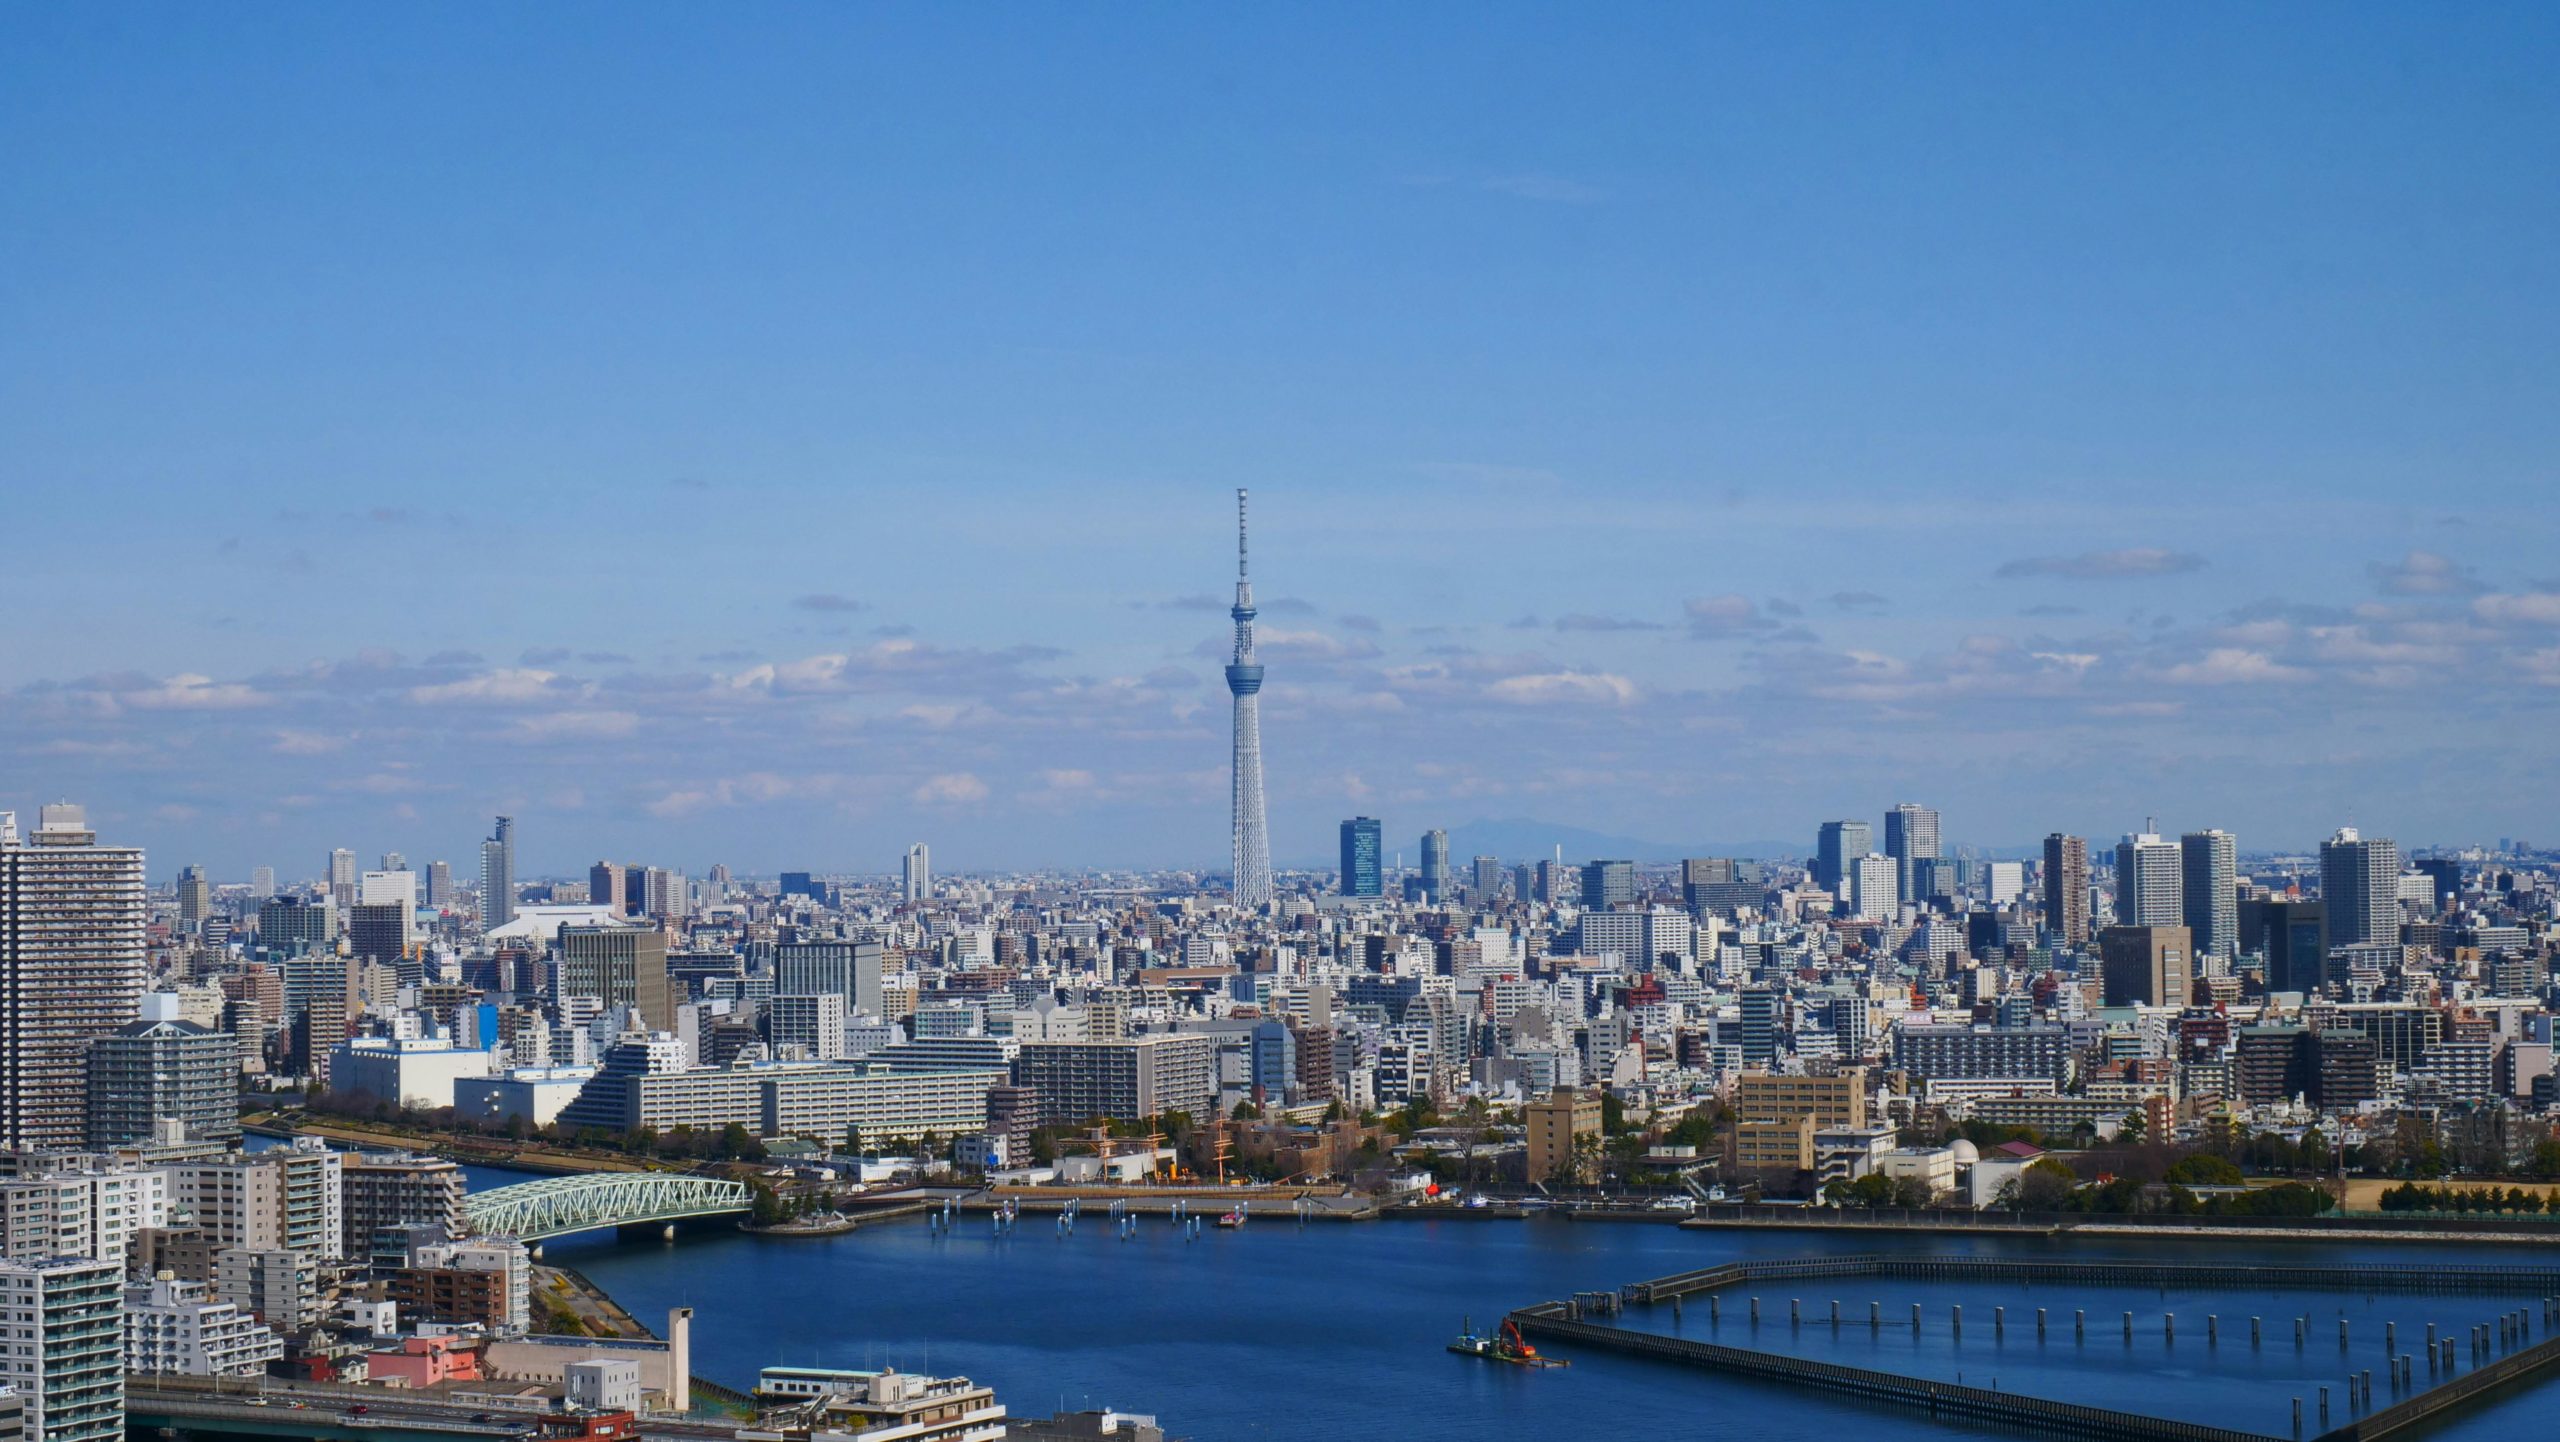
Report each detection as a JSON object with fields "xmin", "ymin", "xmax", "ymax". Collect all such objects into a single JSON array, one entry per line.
[
  {"xmin": 2179, "ymin": 829, "xmax": 2238, "ymax": 962},
  {"xmin": 327, "ymin": 848, "xmax": 357, "ymax": 909},
  {"xmin": 249, "ymin": 865, "xmax": 277, "ymax": 900},
  {"xmin": 1419, "ymin": 829, "xmax": 1451, "ymax": 901},
  {"xmin": 1884, "ymin": 803, "xmax": 1940, "ymax": 908},
  {"xmin": 1472, "ymin": 855, "xmax": 1503, "ymax": 900},
  {"xmin": 422, "ymin": 860, "xmax": 451, "ymax": 908},
  {"xmin": 2099, "ymin": 924, "xmax": 2194, "ymax": 1008},
  {"xmin": 556, "ymin": 925, "xmax": 674, "ymax": 1032},
  {"xmin": 0, "ymin": 805, "xmax": 148, "ymax": 1151},
  {"xmin": 902, "ymin": 842, "xmax": 931, "ymax": 903},
  {"xmin": 1815, "ymin": 820, "xmax": 1871, "ymax": 899},
  {"xmin": 1337, "ymin": 818, "xmax": 1383, "ymax": 898},
  {"xmin": 2115, "ymin": 832, "xmax": 2182, "ymax": 927},
  {"xmin": 2320, "ymin": 827, "xmax": 2401, "ymax": 949},
  {"xmin": 1849, "ymin": 854, "xmax": 1898, "ymax": 922},
  {"xmin": 588, "ymin": 861, "xmax": 625, "ymax": 912},
  {"xmin": 177, "ymin": 864, "xmax": 212, "ymax": 934},
  {"xmin": 1224, "ymin": 488, "xmax": 1272, "ymax": 909},
  {"xmin": 2042, "ymin": 833, "xmax": 2090, "ymax": 945},
  {"xmin": 1580, "ymin": 859, "xmax": 1635, "ymax": 910},
  {"xmin": 477, "ymin": 816, "xmax": 514, "ymax": 932}
]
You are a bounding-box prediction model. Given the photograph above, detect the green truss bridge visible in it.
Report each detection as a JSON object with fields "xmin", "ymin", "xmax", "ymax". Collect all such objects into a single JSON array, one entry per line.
[{"xmin": 463, "ymin": 1173, "xmax": 752, "ymax": 1242}]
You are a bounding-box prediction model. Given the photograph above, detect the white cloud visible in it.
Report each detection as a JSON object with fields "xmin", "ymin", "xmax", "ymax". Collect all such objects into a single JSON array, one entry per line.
[
  {"xmin": 2370, "ymin": 549, "xmax": 2483, "ymax": 596},
  {"xmin": 913, "ymin": 772, "xmax": 990, "ymax": 805},
  {"xmin": 408, "ymin": 668, "xmax": 563, "ymax": 705},
  {"xmin": 2153, "ymin": 648, "xmax": 2312, "ymax": 685},
  {"xmin": 1996, "ymin": 548, "xmax": 2206, "ymax": 580},
  {"xmin": 510, "ymin": 710, "xmax": 640, "ymax": 741},
  {"xmin": 2475, "ymin": 592, "xmax": 2560, "ymax": 626},
  {"xmin": 123, "ymin": 674, "xmax": 266, "ymax": 710},
  {"xmin": 271, "ymin": 729, "xmax": 349, "ymax": 755},
  {"xmin": 1486, "ymin": 670, "xmax": 1639, "ymax": 706}
]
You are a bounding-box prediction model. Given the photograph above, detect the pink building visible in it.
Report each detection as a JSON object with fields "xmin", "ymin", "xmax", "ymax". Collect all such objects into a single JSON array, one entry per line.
[{"xmin": 366, "ymin": 1335, "xmax": 484, "ymax": 1388}]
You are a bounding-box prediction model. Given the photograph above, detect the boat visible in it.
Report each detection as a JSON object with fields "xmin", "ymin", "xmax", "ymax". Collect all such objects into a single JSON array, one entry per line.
[
  {"xmin": 1449, "ymin": 1317, "xmax": 1568, "ymax": 1368},
  {"xmin": 1214, "ymin": 1209, "xmax": 1246, "ymax": 1229}
]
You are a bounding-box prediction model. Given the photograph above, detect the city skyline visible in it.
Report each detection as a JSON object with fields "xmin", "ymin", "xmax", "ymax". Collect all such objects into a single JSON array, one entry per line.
[{"xmin": 5, "ymin": 9, "xmax": 2558, "ymax": 872}]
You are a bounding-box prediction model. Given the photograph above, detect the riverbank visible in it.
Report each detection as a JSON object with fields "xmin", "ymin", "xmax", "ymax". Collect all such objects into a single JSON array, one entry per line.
[
  {"xmin": 533, "ymin": 1262, "xmax": 652, "ymax": 1339},
  {"xmin": 243, "ymin": 1116, "xmax": 659, "ymax": 1175},
  {"xmin": 1682, "ymin": 1208, "xmax": 2560, "ymax": 1245}
]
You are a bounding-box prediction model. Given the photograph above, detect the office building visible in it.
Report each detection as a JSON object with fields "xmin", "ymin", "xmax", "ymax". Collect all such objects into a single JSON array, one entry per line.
[
  {"xmin": 774, "ymin": 940, "xmax": 884, "ymax": 1018},
  {"xmin": 176, "ymin": 865, "xmax": 212, "ymax": 934},
  {"xmin": 1815, "ymin": 821, "xmax": 1871, "ymax": 898},
  {"xmin": 1470, "ymin": 855, "xmax": 1503, "ymax": 900},
  {"xmin": 327, "ymin": 848, "xmax": 358, "ymax": 909},
  {"xmin": 902, "ymin": 843, "xmax": 931, "ymax": 904},
  {"xmin": 1738, "ymin": 988, "xmax": 1782, "ymax": 1067},
  {"xmin": 588, "ymin": 862, "xmax": 625, "ymax": 913},
  {"xmin": 1419, "ymin": 830, "xmax": 1451, "ymax": 902},
  {"xmin": 1337, "ymin": 819, "xmax": 1383, "ymax": 898},
  {"xmin": 2321, "ymin": 828, "xmax": 2401, "ymax": 950},
  {"xmin": 423, "ymin": 860, "xmax": 453, "ymax": 907},
  {"xmin": 1884, "ymin": 803, "xmax": 1939, "ymax": 908},
  {"xmin": 347, "ymin": 902, "xmax": 412, "ymax": 968},
  {"xmin": 1732, "ymin": 1070, "xmax": 1868, "ymax": 1129},
  {"xmin": 0, "ymin": 1257, "xmax": 123, "ymax": 1442},
  {"xmin": 256, "ymin": 896, "xmax": 333, "ymax": 954},
  {"xmin": 0, "ymin": 805, "xmax": 148, "ymax": 1151},
  {"xmin": 557, "ymin": 925, "xmax": 674, "ymax": 1032},
  {"xmin": 87, "ymin": 1019, "xmax": 239, "ymax": 1148},
  {"xmin": 2099, "ymin": 924, "xmax": 2193, "ymax": 1008},
  {"xmin": 2179, "ymin": 830, "xmax": 2238, "ymax": 962},
  {"xmin": 2042, "ymin": 833, "xmax": 2089, "ymax": 944},
  {"xmin": 2114, "ymin": 833, "xmax": 2183, "ymax": 927},
  {"xmin": 248, "ymin": 866, "xmax": 277, "ymax": 901},
  {"xmin": 478, "ymin": 816, "xmax": 515, "ymax": 931},
  {"xmin": 1579, "ymin": 859, "xmax": 1635, "ymax": 910}
]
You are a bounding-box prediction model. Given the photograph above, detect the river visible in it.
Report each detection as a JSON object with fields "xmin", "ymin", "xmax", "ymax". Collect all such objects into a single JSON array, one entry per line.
[{"xmin": 534, "ymin": 1206, "xmax": 2555, "ymax": 1442}]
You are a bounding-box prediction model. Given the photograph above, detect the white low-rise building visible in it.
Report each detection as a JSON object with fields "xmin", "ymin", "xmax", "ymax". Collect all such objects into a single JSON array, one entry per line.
[
  {"xmin": 332, "ymin": 1036, "xmax": 497, "ymax": 1110},
  {"xmin": 125, "ymin": 1273, "xmax": 283, "ymax": 1377}
]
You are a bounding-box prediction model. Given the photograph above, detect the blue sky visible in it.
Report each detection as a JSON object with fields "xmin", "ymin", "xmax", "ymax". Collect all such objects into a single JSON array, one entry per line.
[{"xmin": 4, "ymin": 5, "xmax": 2557, "ymax": 879}]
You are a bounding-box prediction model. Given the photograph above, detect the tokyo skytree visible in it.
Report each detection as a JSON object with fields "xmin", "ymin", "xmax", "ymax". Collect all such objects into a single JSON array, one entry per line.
[{"xmin": 1225, "ymin": 488, "xmax": 1273, "ymax": 908}]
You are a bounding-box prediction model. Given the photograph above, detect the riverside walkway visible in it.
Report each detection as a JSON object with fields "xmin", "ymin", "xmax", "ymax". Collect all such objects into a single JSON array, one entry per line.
[{"xmin": 1510, "ymin": 1255, "xmax": 2560, "ymax": 1442}]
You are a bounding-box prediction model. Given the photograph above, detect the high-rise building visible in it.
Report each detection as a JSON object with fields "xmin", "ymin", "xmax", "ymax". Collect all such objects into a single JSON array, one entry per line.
[
  {"xmin": 248, "ymin": 865, "xmax": 277, "ymax": 901},
  {"xmin": 347, "ymin": 902, "xmax": 412, "ymax": 968},
  {"xmin": 176, "ymin": 864, "xmax": 212, "ymax": 934},
  {"xmin": 327, "ymin": 848, "xmax": 358, "ymax": 909},
  {"xmin": 2243, "ymin": 898, "xmax": 2329, "ymax": 995},
  {"xmin": 1471, "ymin": 855, "xmax": 1503, "ymax": 900},
  {"xmin": 2413, "ymin": 857, "xmax": 2463, "ymax": 911},
  {"xmin": 338, "ymin": 1153, "xmax": 466, "ymax": 1259},
  {"xmin": 422, "ymin": 860, "xmax": 452, "ymax": 908},
  {"xmin": 2321, "ymin": 828, "xmax": 2402, "ymax": 950},
  {"xmin": 1224, "ymin": 489, "xmax": 1272, "ymax": 909},
  {"xmin": 1884, "ymin": 803, "xmax": 1940, "ymax": 908},
  {"xmin": 2114, "ymin": 832, "xmax": 2183, "ymax": 927},
  {"xmin": 1579, "ymin": 859, "xmax": 1635, "ymax": 910},
  {"xmin": 1848, "ymin": 854, "xmax": 1898, "ymax": 922},
  {"xmin": 1738, "ymin": 988, "xmax": 1783, "ymax": 1067},
  {"xmin": 2179, "ymin": 830, "xmax": 2239, "ymax": 962},
  {"xmin": 1815, "ymin": 821, "xmax": 1871, "ymax": 899},
  {"xmin": 902, "ymin": 842, "xmax": 931, "ymax": 904},
  {"xmin": 768, "ymin": 993, "xmax": 849, "ymax": 1061},
  {"xmin": 557, "ymin": 926, "xmax": 674, "ymax": 1032},
  {"xmin": 1419, "ymin": 830, "xmax": 1451, "ymax": 902},
  {"xmin": 478, "ymin": 816, "xmax": 515, "ymax": 931},
  {"xmin": 0, "ymin": 1257, "xmax": 124, "ymax": 1442},
  {"xmin": 2099, "ymin": 924, "xmax": 2193, "ymax": 1008},
  {"xmin": 88, "ymin": 1018, "xmax": 239, "ymax": 1147},
  {"xmin": 1337, "ymin": 819, "xmax": 1383, "ymax": 897},
  {"xmin": 774, "ymin": 940, "xmax": 884, "ymax": 1018},
  {"xmin": 0, "ymin": 805, "xmax": 148, "ymax": 1151},
  {"xmin": 588, "ymin": 861, "xmax": 625, "ymax": 912},
  {"xmin": 256, "ymin": 896, "xmax": 334, "ymax": 954},
  {"xmin": 2042, "ymin": 833, "xmax": 2090, "ymax": 945}
]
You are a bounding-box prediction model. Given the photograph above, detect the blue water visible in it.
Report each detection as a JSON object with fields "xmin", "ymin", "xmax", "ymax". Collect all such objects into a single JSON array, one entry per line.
[{"xmin": 536, "ymin": 1214, "xmax": 2560, "ymax": 1442}]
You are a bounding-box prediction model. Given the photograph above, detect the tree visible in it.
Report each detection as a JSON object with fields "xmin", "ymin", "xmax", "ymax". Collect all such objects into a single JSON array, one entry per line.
[
  {"xmin": 1599, "ymin": 1091, "xmax": 1628, "ymax": 1136},
  {"xmin": 2016, "ymin": 1158, "xmax": 2080, "ymax": 1212},
  {"xmin": 748, "ymin": 1183, "xmax": 785, "ymax": 1227},
  {"xmin": 720, "ymin": 1122, "xmax": 765, "ymax": 1162},
  {"xmin": 1231, "ymin": 1101, "xmax": 1261, "ymax": 1122},
  {"xmin": 2116, "ymin": 1109, "xmax": 2147, "ymax": 1144},
  {"xmin": 842, "ymin": 1122, "xmax": 863, "ymax": 1156},
  {"xmin": 1322, "ymin": 1099, "xmax": 1347, "ymax": 1124},
  {"xmin": 2164, "ymin": 1154, "xmax": 2244, "ymax": 1187}
]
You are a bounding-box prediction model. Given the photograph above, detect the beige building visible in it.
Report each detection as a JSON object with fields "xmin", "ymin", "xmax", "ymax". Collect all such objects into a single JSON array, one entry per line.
[
  {"xmin": 1728, "ymin": 1114, "xmax": 1816, "ymax": 1172},
  {"xmin": 1524, "ymin": 1087, "xmax": 1603, "ymax": 1184},
  {"xmin": 1732, "ymin": 1068, "xmax": 1868, "ymax": 1130},
  {"xmin": 556, "ymin": 925, "xmax": 674, "ymax": 1032}
]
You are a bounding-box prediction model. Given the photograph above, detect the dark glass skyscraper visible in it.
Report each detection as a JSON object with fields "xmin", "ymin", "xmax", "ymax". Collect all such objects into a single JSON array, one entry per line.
[
  {"xmin": 1815, "ymin": 820, "xmax": 1870, "ymax": 897},
  {"xmin": 1338, "ymin": 817, "xmax": 1383, "ymax": 898}
]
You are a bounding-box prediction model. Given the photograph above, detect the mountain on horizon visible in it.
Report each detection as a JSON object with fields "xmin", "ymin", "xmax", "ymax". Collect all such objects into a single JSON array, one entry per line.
[{"xmin": 1439, "ymin": 818, "xmax": 1802, "ymax": 866}]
